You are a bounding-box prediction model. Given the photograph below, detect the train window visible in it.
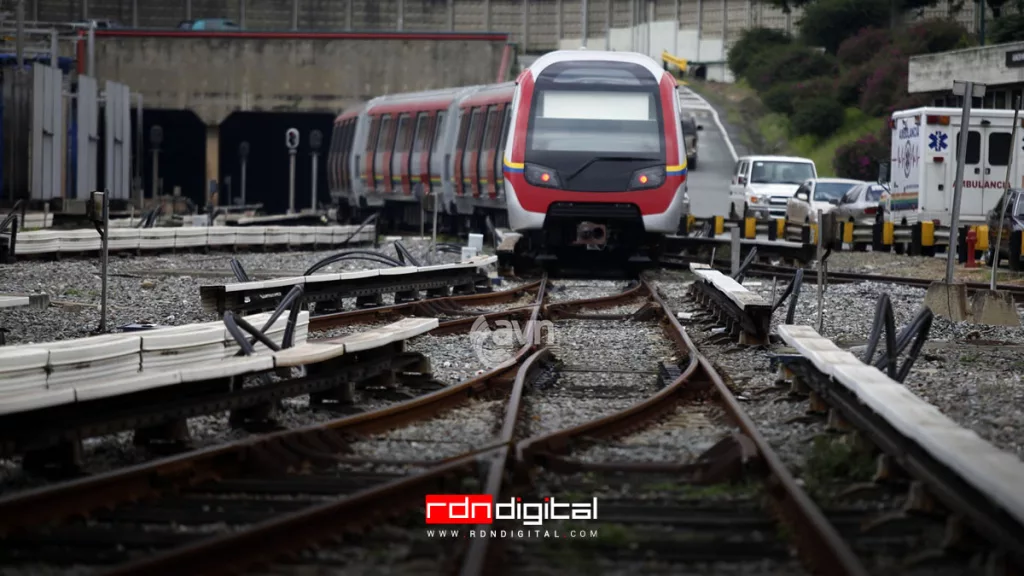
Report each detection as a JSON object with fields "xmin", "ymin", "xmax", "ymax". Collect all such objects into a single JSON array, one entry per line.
[
  {"xmin": 433, "ymin": 111, "xmax": 447, "ymax": 152},
  {"xmin": 395, "ymin": 114, "xmax": 413, "ymax": 153},
  {"xmin": 497, "ymin": 107, "xmax": 511, "ymax": 155},
  {"xmin": 366, "ymin": 117, "xmax": 380, "ymax": 153},
  {"xmin": 412, "ymin": 113, "xmax": 429, "ymax": 152},
  {"xmin": 376, "ymin": 115, "xmax": 392, "ymax": 152},
  {"xmin": 467, "ymin": 109, "xmax": 484, "ymax": 152},
  {"xmin": 481, "ymin": 106, "xmax": 499, "ymax": 152}
]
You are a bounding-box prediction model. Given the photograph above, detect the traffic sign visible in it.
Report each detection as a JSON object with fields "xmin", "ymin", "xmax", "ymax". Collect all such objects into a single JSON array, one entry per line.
[
  {"xmin": 310, "ymin": 129, "xmax": 323, "ymax": 151},
  {"xmin": 286, "ymin": 128, "xmax": 300, "ymax": 150}
]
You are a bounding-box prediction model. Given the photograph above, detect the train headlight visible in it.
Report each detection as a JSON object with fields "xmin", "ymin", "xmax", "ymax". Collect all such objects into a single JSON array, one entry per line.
[
  {"xmin": 524, "ymin": 164, "xmax": 561, "ymax": 188},
  {"xmin": 628, "ymin": 167, "xmax": 665, "ymax": 190}
]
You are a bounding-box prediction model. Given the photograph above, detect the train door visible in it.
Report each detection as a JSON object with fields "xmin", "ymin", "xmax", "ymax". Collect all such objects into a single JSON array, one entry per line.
[
  {"xmin": 378, "ymin": 115, "xmax": 397, "ymax": 194},
  {"xmin": 953, "ymin": 127, "xmax": 983, "ymax": 215},
  {"xmin": 453, "ymin": 109, "xmax": 473, "ymax": 198},
  {"xmin": 406, "ymin": 113, "xmax": 428, "ymax": 196},
  {"xmin": 431, "ymin": 111, "xmax": 447, "ymax": 204},
  {"xmin": 364, "ymin": 116, "xmax": 381, "ymax": 191},
  {"xmin": 478, "ymin": 106, "xmax": 500, "ymax": 198},
  {"xmin": 391, "ymin": 113, "xmax": 413, "ymax": 195},
  {"xmin": 495, "ymin": 107, "xmax": 511, "ymax": 197},
  {"xmin": 341, "ymin": 119, "xmax": 355, "ymax": 194},
  {"xmin": 463, "ymin": 108, "xmax": 484, "ymax": 198}
]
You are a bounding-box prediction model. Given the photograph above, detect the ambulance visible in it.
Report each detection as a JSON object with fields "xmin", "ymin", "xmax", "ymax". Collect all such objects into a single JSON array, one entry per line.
[{"xmin": 887, "ymin": 107, "xmax": 1024, "ymax": 227}]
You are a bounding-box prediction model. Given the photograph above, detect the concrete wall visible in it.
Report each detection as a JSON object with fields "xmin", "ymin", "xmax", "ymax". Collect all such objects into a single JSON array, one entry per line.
[
  {"xmin": 909, "ymin": 41, "xmax": 1024, "ymax": 94},
  {"xmin": 92, "ymin": 33, "xmax": 507, "ymax": 125}
]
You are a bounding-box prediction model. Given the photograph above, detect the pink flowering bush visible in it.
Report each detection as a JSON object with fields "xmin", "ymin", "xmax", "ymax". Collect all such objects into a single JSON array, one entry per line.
[
  {"xmin": 836, "ymin": 27, "xmax": 892, "ymax": 67},
  {"xmin": 859, "ymin": 50, "xmax": 909, "ymax": 116},
  {"xmin": 834, "ymin": 127, "xmax": 890, "ymax": 180}
]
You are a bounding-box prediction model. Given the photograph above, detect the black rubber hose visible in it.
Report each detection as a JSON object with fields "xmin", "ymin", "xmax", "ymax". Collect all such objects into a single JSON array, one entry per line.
[
  {"xmin": 259, "ymin": 285, "xmax": 305, "ymax": 334},
  {"xmin": 732, "ymin": 246, "xmax": 759, "ymax": 283},
  {"xmin": 304, "ymin": 252, "xmax": 402, "ymax": 276},
  {"xmin": 338, "ymin": 212, "xmax": 379, "ymax": 247},
  {"xmin": 230, "ymin": 258, "xmax": 250, "ymax": 283},
  {"xmin": 223, "ymin": 311, "xmax": 257, "ymax": 356},
  {"xmin": 771, "ymin": 267, "xmax": 802, "ymax": 313},
  {"xmin": 394, "ymin": 241, "xmax": 422, "ymax": 267},
  {"xmin": 874, "ymin": 305, "xmax": 934, "ymax": 375},
  {"xmin": 784, "ymin": 267, "xmax": 804, "ymax": 325},
  {"xmin": 895, "ymin": 308, "xmax": 933, "ymax": 383},
  {"xmin": 231, "ymin": 313, "xmax": 282, "ymax": 353},
  {"xmin": 1, "ymin": 200, "xmax": 24, "ymax": 233},
  {"xmin": 862, "ymin": 294, "xmax": 897, "ymax": 380},
  {"xmin": 282, "ymin": 300, "xmax": 305, "ymax": 349}
]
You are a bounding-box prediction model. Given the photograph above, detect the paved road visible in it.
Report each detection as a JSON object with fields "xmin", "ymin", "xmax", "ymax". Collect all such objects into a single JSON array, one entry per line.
[{"xmin": 679, "ymin": 87, "xmax": 740, "ymax": 219}]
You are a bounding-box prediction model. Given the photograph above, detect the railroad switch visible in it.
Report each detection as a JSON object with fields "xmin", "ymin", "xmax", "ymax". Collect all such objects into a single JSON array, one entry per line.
[{"xmin": 657, "ymin": 362, "xmax": 683, "ymax": 388}]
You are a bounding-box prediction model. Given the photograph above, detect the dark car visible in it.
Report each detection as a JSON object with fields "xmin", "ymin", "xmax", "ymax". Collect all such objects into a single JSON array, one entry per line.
[
  {"xmin": 986, "ymin": 188, "xmax": 1024, "ymax": 270},
  {"xmin": 681, "ymin": 114, "xmax": 702, "ymax": 170}
]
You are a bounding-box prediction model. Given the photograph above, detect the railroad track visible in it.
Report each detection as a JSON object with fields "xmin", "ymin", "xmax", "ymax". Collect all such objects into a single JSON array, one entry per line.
[{"xmin": 1, "ymin": 267, "xmax": 1020, "ymax": 575}]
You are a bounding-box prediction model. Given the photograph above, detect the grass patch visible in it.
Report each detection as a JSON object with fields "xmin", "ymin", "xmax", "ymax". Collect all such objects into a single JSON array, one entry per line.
[{"xmin": 804, "ymin": 435, "xmax": 875, "ymax": 498}]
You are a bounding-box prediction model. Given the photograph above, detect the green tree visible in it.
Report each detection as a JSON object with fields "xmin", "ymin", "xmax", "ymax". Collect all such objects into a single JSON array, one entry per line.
[
  {"xmin": 799, "ymin": 0, "xmax": 890, "ymax": 53},
  {"xmin": 727, "ymin": 27, "xmax": 792, "ymax": 78}
]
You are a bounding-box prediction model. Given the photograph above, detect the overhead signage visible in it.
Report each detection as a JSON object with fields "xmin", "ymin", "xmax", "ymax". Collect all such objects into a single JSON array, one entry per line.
[{"xmin": 1007, "ymin": 48, "xmax": 1024, "ymax": 68}]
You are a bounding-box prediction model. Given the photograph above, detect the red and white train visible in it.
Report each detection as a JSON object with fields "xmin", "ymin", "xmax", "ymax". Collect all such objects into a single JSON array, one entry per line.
[{"xmin": 327, "ymin": 49, "xmax": 689, "ymax": 257}]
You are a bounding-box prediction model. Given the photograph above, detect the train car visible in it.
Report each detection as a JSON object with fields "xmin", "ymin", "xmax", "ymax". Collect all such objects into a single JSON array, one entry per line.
[
  {"xmin": 502, "ymin": 49, "xmax": 688, "ymax": 259},
  {"xmin": 449, "ymin": 82, "xmax": 515, "ymax": 228}
]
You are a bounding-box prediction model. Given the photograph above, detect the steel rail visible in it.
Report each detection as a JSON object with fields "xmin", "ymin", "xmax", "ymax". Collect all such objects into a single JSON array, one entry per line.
[
  {"xmin": 646, "ymin": 283, "xmax": 871, "ymax": 576},
  {"xmin": 81, "ymin": 280, "xmax": 550, "ymax": 576},
  {"xmin": 308, "ymin": 280, "xmax": 542, "ymax": 330},
  {"xmin": 0, "ymin": 280, "xmax": 549, "ymax": 535}
]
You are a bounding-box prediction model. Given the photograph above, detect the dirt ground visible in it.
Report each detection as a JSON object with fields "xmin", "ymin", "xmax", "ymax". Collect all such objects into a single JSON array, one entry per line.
[{"xmin": 827, "ymin": 251, "xmax": 1024, "ymax": 285}]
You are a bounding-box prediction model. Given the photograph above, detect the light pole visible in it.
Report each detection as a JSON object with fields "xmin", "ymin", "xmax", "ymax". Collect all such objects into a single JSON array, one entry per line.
[{"xmin": 309, "ymin": 129, "xmax": 322, "ymax": 212}]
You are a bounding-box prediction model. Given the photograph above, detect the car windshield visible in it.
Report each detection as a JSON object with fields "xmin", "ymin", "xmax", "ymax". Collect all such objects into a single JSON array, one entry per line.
[
  {"xmin": 814, "ymin": 182, "xmax": 857, "ymax": 201},
  {"xmin": 866, "ymin": 185, "xmax": 888, "ymax": 202},
  {"xmin": 1013, "ymin": 191, "xmax": 1024, "ymax": 216},
  {"xmin": 750, "ymin": 161, "xmax": 815, "ymax": 185}
]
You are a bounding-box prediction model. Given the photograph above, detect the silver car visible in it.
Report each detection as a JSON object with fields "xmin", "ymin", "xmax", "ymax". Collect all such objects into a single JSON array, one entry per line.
[{"xmin": 834, "ymin": 182, "xmax": 889, "ymax": 225}]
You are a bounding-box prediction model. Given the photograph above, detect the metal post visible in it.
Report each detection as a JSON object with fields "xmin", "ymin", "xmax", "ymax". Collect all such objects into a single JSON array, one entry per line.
[
  {"xmin": 241, "ymin": 157, "xmax": 247, "ymax": 205},
  {"xmin": 432, "ymin": 191, "xmax": 439, "ymax": 261},
  {"xmin": 239, "ymin": 0, "xmax": 246, "ymax": 28},
  {"xmin": 289, "ymin": 149, "xmax": 297, "ymax": 214},
  {"xmin": 82, "ymin": 0, "xmax": 88, "ymax": 19},
  {"xmin": 730, "ymin": 226, "xmax": 741, "ymax": 275},
  {"xmin": 310, "ymin": 152, "xmax": 319, "ymax": 211},
  {"xmin": 979, "ymin": 0, "xmax": 986, "ymax": 45},
  {"xmin": 101, "ymin": 193, "xmax": 108, "ymax": 333},
  {"xmin": 673, "ymin": 0, "xmax": 680, "ymax": 57},
  {"xmin": 448, "ymin": 0, "xmax": 454, "ymax": 31},
  {"xmin": 291, "ymin": 0, "xmax": 299, "ymax": 30},
  {"xmin": 15, "ymin": 0, "xmax": 25, "ymax": 69},
  {"xmin": 397, "ymin": 0, "xmax": 404, "ymax": 30},
  {"xmin": 49, "ymin": 30, "xmax": 58, "ymax": 68},
  {"xmin": 605, "ymin": 0, "xmax": 611, "ymax": 50},
  {"xmin": 770, "ymin": 276, "xmax": 777, "ymax": 308},
  {"xmin": 132, "ymin": 0, "xmax": 139, "ymax": 28},
  {"xmin": 239, "ymin": 141, "xmax": 249, "ymax": 206},
  {"xmin": 134, "ymin": 93, "xmax": 143, "ymax": 203},
  {"xmin": 152, "ymin": 149, "xmax": 160, "ymax": 196},
  {"xmin": 992, "ymin": 96, "xmax": 1021, "ymax": 290},
  {"xmin": 185, "ymin": 0, "xmax": 192, "ymax": 21},
  {"xmin": 87, "ymin": 23, "xmax": 95, "ymax": 77},
  {"xmin": 816, "ymin": 209, "xmax": 824, "ymax": 333},
  {"xmin": 484, "ymin": 0, "xmax": 491, "ymax": 30},
  {"xmin": 947, "ymin": 80, "xmax": 985, "ymax": 284},
  {"xmin": 581, "ymin": 0, "xmax": 588, "ymax": 47},
  {"xmin": 522, "ymin": 0, "xmax": 528, "ymax": 53}
]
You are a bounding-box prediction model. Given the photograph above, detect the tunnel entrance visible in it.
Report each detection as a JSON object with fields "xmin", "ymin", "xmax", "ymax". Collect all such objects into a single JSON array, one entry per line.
[
  {"xmin": 219, "ymin": 111, "xmax": 336, "ymax": 215},
  {"xmin": 130, "ymin": 109, "xmax": 206, "ymax": 207}
]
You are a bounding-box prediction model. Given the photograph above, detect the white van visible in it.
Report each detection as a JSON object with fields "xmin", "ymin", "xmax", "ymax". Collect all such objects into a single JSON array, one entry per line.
[
  {"xmin": 728, "ymin": 155, "xmax": 817, "ymax": 220},
  {"xmin": 888, "ymin": 107, "xmax": 1024, "ymax": 227}
]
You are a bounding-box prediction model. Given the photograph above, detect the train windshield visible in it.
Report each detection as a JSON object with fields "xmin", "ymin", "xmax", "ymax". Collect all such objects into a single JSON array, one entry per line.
[{"xmin": 525, "ymin": 61, "xmax": 665, "ymax": 191}]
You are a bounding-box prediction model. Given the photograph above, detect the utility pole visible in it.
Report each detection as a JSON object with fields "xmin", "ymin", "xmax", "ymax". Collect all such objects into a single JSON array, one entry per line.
[
  {"xmin": 150, "ymin": 125, "xmax": 163, "ymax": 198},
  {"xmin": 309, "ymin": 129, "xmax": 322, "ymax": 212},
  {"xmin": 947, "ymin": 80, "xmax": 986, "ymax": 284},
  {"xmin": 286, "ymin": 128, "xmax": 299, "ymax": 214}
]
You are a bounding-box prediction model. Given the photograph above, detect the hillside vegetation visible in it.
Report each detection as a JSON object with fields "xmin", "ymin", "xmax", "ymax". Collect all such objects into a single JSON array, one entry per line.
[{"xmin": 715, "ymin": 0, "xmax": 986, "ymax": 179}]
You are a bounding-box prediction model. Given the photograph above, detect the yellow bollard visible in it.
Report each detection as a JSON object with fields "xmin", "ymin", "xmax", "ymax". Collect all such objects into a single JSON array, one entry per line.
[
  {"xmin": 776, "ymin": 218, "xmax": 786, "ymax": 240},
  {"xmin": 686, "ymin": 214, "xmax": 696, "ymax": 233},
  {"xmin": 842, "ymin": 222, "xmax": 854, "ymax": 244},
  {"xmin": 714, "ymin": 215, "xmax": 725, "ymax": 236},
  {"xmin": 921, "ymin": 220, "xmax": 935, "ymax": 247},
  {"xmin": 744, "ymin": 217, "xmax": 757, "ymax": 239},
  {"xmin": 810, "ymin": 223, "xmax": 818, "ymax": 245},
  {"xmin": 976, "ymin": 225, "xmax": 989, "ymax": 252},
  {"xmin": 882, "ymin": 221, "xmax": 894, "ymax": 246}
]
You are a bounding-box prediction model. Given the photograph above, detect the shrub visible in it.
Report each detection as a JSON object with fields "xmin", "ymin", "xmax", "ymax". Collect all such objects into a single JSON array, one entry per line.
[
  {"xmin": 791, "ymin": 76, "xmax": 837, "ymax": 102},
  {"xmin": 991, "ymin": 13, "xmax": 1024, "ymax": 44},
  {"xmin": 799, "ymin": 0, "xmax": 890, "ymax": 54},
  {"xmin": 728, "ymin": 27, "xmax": 793, "ymax": 79},
  {"xmin": 859, "ymin": 50, "xmax": 910, "ymax": 116},
  {"xmin": 835, "ymin": 64, "xmax": 873, "ymax": 106},
  {"xmin": 747, "ymin": 44, "xmax": 839, "ymax": 93},
  {"xmin": 790, "ymin": 97, "xmax": 845, "ymax": 140},
  {"xmin": 833, "ymin": 127, "xmax": 890, "ymax": 181},
  {"xmin": 836, "ymin": 28, "xmax": 892, "ymax": 67},
  {"xmin": 762, "ymin": 83, "xmax": 798, "ymax": 115},
  {"xmin": 897, "ymin": 19, "xmax": 973, "ymax": 55}
]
